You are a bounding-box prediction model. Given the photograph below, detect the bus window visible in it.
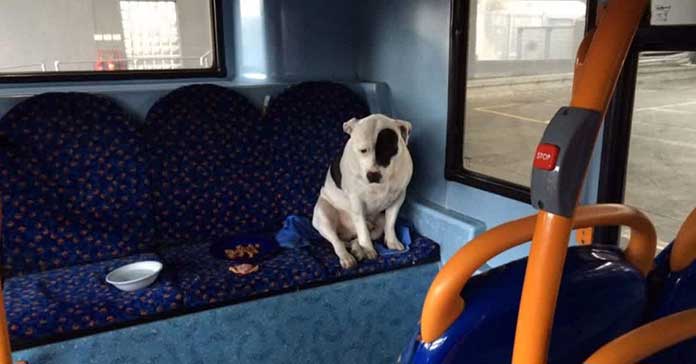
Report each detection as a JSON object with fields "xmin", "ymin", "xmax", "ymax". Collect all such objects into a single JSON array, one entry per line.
[
  {"xmin": 0, "ymin": 0, "xmax": 217, "ymax": 76},
  {"xmin": 461, "ymin": 0, "xmax": 587, "ymax": 190},
  {"xmin": 623, "ymin": 51, "xmax": 696, "ymax": 248}
]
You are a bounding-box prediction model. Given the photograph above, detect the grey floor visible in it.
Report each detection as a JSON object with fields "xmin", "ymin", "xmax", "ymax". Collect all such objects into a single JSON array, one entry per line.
[{"xmin": 464, "ymin": 67, "xmax": 696, "ymax": 245}]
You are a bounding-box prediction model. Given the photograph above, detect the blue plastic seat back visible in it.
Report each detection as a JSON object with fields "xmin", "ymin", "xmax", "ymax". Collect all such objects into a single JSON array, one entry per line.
[
  {"xmin": 644, "ymin": 243, "xmax": 696, "ymax": 363},
  {"xmin": 262, "ymin": 82, "xmax": 370, "ymax": 220},
  {"xmin": 145, "ymin": 84, "xmax": 272, "ymax": 246},
  {"xmin": 402, "ymin": 245, "xmax": 646, "ymax": 364},
  {"xmin": 0, "ymin": 93, "xmax": 154, "ymax": 276}
]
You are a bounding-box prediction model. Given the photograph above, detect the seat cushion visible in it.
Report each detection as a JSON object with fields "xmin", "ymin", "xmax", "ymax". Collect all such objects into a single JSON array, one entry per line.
[
  {"xmin": 160, "ymin": 242, "xmax": 328, "ymax": 309},
  {"xmin": 307, "ymin": 233, "xmax": 440, "ymax": 279},
  {"xmin": 145, "ymin": 84, "xmax": 273, "ymax": 246},
  {"xmin": 161, "ymin": 232, "xmax": 438, "ymax": 310},
  {"xmin": 263, "ymin": 82, "xmax": 370, "ymax": 219},
  {"xmin": 0, "ymin": 93, "xmax": 154, "ymax": 276},
  {"xmin": 5, "ymin": 253, "xmax": 182, "ymax": 348}
]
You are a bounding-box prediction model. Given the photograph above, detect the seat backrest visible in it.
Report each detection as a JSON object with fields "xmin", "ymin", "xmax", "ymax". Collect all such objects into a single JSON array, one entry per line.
[
  {"xmin": 262, "ymin": 82, "xmax": 370, "ymax": 219},
  {"xmin": 145, "ymin": 82, "xmax": 369, "ymax": 246},
  {"xmin": 0, "ymin": 93, "xmax": 154, "ymax": 276},
  {"xmin": 144, "ymin": 84, "xmax": 270, "ymax": 246}
]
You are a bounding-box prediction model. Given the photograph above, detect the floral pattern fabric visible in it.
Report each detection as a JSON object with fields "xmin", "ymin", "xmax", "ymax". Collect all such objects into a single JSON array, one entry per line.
[
  {"xmin": 1, "ymin": 84, "xmax": 440, "ymax": 348},
  {"xmin": 5, "ymin": 253, "xmax": 182, "ymax": 348},
  {"xmin": 144, "ymin": 84, "xmax": 273, "ymax": 246},
  {"xmin": 0, "ymin": 93, "xmax": 154, "ymax": 276}
]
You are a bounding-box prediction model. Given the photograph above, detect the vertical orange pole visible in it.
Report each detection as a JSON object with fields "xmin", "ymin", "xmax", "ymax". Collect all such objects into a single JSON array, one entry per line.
[
  {"xmin": 0, "ymin": 203, "xmax": 10, "ymax": 364},
  {"xmin": 0, "ymin": 285, "xmax": 12, "ymax": 364},
  {"xmin": 511, "ymin": 1, "xmax": 647, "ymax": 364},
  {"xmin": 512, "ymin": 212, "xmax": 573, "ymax": 364}
]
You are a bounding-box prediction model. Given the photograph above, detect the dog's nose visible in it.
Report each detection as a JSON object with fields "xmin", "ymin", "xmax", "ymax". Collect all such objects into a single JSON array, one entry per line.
[{"xmin": 367, "ymin": 171, "xmax": 382, "ymax": 184}]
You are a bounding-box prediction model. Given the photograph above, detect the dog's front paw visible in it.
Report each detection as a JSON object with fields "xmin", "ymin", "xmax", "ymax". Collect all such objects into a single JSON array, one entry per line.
[
  {"xmin": 338, "ymin": 252, "xmax": 358, "ymax": 269},
  {"xmin": 363, "ymin": 246, "xmax": 378, "ymax": 260},
  {"xmin": 349, "ymin": 240, "xmax": 367, "ymax": 261},
  {"xmin": 386, "ymin": 238, "xmax": 405, "ymax": 251}
]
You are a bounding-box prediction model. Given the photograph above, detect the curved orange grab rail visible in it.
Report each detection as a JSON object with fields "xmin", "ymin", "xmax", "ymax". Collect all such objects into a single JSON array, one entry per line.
[
  {"xmin": 671, "ymin": 208, "xmax": 696, "ymax": 272},
  {"xmin": 585, "ymin": 308, "xmax": 696, "ymax": 364},
  {"xmin": 419, "ymin": 204, "xmax": 656, "ymax": 343}
]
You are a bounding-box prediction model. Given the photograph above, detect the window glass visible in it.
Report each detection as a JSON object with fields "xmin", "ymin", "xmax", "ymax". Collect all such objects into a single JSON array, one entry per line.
[
  {"xmin": 0, "ymin": 0, "xmax": 215, "ymax": 74},
  {"xmin": 238, "ymin": 0, "xmax": 267, "ymax": 80},
  {"xmin": 463, "ymin": 0, "xmax": 587, "ymax": 187},
  {"xmin": 624, "ymin": 52, "xmax": 696, "ymax": 248}
]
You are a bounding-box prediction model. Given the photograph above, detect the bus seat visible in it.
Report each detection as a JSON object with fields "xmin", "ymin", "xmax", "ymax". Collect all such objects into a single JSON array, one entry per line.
[
  {"xmin": 144, "ymin": 83, "xmax": 439, "ymax": 309},
  {"xmin": 0, "ymin": 83, "xmax": 440, "ymax": 347},
  {"xmin": 401, "ymin": 245, "xmax": 646, "ymax": 364},
  {"xmin": 4, "ymin": 253, "xmax": 182, "ymax": 348},
  {"xmin": 645, "ymin": 208, "xmax": 696, "ymax": 363},
  {"xmin": 0, "ymin": 92, "xmax": 155, "ymax": 276},
  {"xmin": 144, "ymin": 84, "xmax": 271, "ymax": 246},
  {"xmin": 263, "ymin": 81, "xmax": 369, "ymax": 219},
  {"xmin": 0, "ymin": 93, "xmax": 181, "ymax": 348}
]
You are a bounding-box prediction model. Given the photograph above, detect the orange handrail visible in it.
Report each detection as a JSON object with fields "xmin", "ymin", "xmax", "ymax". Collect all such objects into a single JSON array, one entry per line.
[
  {"xmin": 585, "ymin": 309, "xmax": 696, "ymax": 364},
  {"xmin": 670, "ymin": 208, "xmax": 696, "ymax": 272},
  {"xmin": 419, "ymin": 204, "xmax": 656, "ymax": 343},
  {"xmin": 570, "ymin": 1, "xmax": 647, "ymax": 112},
  {"xmin": 0, "ymin": 285, "xmax": 10, "ymax": 364},
  {"xmin": 512, "ymin": 1, "xmax": 647, "ymax": 363},
  {"xmin": 513, "ymin": 212, "xmax": 573, "ymax": 364},
  {"xmin": 0, "ymin": 203, "xmax": 10, "ymax": 364}
]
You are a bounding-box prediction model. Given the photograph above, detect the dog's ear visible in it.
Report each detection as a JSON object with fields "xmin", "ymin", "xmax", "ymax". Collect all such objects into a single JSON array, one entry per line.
[
  {"xmin": 396, "ymin": 119, "xmax": 412, "ymax": 144},
  {"xmin": 343, "ymin": 117, "xmax": 358, "ymax": 135}
]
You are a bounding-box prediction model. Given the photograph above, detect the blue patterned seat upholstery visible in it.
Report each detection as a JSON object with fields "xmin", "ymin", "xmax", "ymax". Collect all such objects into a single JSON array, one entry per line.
[
  {"xmin": 144, "ymin": 84, "xmax": 273, "ymax": 246},
  {"xmin": 160, "ymin": 243, "xmax": 327, "ymax": 309},
  {"xmin": 146, "ymin": 82, "xmax": 438, "ymax": 310},
  {"xmin": 0, "ymin": 83, "xmax": 440, "ymax": 348},
  {"xmin": 5, "ymin": 253, "xmax": 182, "ymax": 348},
  {"xmin": 307, "ymin": 234, "xmax": 440, "ymax": 280},
  {"xmin": 263, "ymin": 82, "xmax": 370, "ymax": 218},
  {"xmin": 0, "ymin": 93, "xmax": 154, "ymax": 276}
]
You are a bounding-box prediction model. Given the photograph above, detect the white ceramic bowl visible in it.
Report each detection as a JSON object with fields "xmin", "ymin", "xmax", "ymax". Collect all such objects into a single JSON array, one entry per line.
[{"xmin": 106, "ymin": 261, "xmax": 163, "ymax": 292}]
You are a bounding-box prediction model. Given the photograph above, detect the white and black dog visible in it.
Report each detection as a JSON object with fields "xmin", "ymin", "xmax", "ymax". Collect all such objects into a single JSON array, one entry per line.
[{"xmin": 312, "ymin": 114, "xmax": 413, "ymax": 269}]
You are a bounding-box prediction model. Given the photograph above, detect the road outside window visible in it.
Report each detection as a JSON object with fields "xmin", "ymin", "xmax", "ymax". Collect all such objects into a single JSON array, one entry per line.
[{"xmin": 462, "ymin": 0, "xmax": 587, "ymax": 187}]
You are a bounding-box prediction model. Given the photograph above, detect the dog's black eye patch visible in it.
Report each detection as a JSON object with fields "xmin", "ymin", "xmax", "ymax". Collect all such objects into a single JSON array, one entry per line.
[
  {"xmin": 330, "ymin": 150, "xmax": 343, "ymax": 189},
  {"xmin": 375, "ymin": 128, "xmax": 398, "ymax": 167}
]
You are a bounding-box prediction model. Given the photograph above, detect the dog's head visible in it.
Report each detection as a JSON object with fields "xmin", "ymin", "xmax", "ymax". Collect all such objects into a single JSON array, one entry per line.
[{"xmin": 343, "ymin": 114, "xmax": 412, "ymax": 184}]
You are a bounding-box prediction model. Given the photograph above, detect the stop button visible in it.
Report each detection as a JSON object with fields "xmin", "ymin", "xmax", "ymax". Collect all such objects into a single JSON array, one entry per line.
[{"xmin": 533, "ymin": 143, "xmax": 559, "ymax": 171}]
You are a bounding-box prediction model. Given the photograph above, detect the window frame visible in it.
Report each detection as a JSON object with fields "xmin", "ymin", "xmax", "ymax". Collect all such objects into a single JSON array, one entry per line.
[
  {"xmin": 593, "ymin": 23, "xmax": 696, "ymax": 245},
  {"xmin": 0, "ymin": 0, "xmax": 226, "ymax": 83},
  {"xmin": 444, "ymin": 0, "xmax": 596, "ymax": 204}
]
